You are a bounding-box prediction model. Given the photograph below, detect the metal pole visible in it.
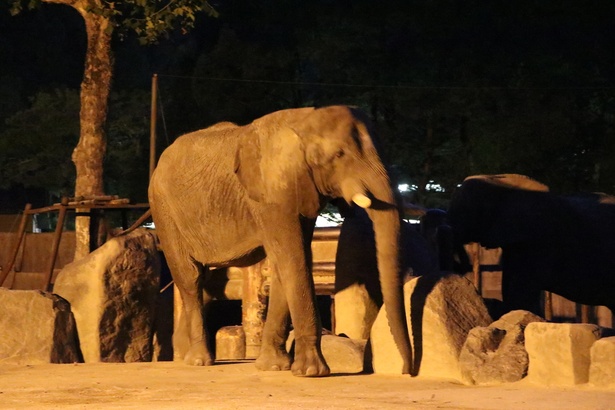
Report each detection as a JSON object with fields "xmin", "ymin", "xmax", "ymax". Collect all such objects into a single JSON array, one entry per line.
[{"xmin": 149, "ymin": 73, "xmax": 158, "ymax": 180}]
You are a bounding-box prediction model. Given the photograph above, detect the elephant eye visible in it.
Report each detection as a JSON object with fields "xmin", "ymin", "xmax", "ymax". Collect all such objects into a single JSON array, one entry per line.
[{"xmin": 335, "ymin": 149, "xmax": 345, "ymax": 158}]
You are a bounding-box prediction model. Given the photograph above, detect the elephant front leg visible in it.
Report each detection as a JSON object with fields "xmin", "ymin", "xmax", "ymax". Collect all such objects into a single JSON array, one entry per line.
[
  {"xmin": 258, "ymin": 265, "xmax": 329, "ymax": 376},
  {"xmin": 259, "ymin": 215, "xmax": 330, "ymax": 377}
]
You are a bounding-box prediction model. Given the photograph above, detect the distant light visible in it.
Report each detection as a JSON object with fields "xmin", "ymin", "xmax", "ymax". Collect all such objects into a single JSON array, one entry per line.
[
  {"xmin": 426, "ymin": 181, "xmax": 445, "ymax": 192},
  {"xmin": 398, "ymin": 182, "xmax": 444, "ymax": 193},
  {"xmin": 398, "ymin": 183, "xmax": 418, "ymax": 193}
]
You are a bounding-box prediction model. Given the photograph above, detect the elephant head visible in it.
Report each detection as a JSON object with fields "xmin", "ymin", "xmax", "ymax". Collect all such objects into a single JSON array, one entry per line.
[{"xmin": 235, "ymin": 105, "xmax": 413, "ymax": 374}]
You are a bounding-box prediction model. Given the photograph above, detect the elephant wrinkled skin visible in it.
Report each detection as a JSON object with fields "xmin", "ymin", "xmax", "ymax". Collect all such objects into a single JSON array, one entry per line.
[{"xmin": 148, "ymin": 106, "xmax": 412, "ymax": 376}]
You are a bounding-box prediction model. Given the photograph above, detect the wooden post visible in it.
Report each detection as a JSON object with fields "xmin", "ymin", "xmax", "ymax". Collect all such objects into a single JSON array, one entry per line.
[
  {"xmin": 242, "ymin": 259, "xmax": 268, "ymax": 359},
  {"xmin": 471, "ymin": 242, "xmax": 482, "ymax": 295},
  {"xmin": 544, "ymin": 291, "xmax": 553, "ymax": 321},
  {"xmin": 1, "ymin": 203, "xmax": 32, "ymax": 287},
  {"xmin": 149, "ymin": 73, "xmax": 158, "ymax": 180},
  {"xmin": 43, "ymin": 197, "xmax": 68, "ymax": 291},
  {"xmin": 580, "ymin": 304, "xmax": 591, "ymax": 324}
]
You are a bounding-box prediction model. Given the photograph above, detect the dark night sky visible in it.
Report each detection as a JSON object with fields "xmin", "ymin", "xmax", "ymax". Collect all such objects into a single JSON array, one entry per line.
[{"xmin": 1, "ymin": 1, "xmax": 615, "ymax": 210}]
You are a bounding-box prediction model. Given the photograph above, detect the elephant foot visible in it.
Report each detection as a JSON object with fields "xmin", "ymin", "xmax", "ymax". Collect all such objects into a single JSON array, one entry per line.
[
  {"xmin": 291, "ymin": 340, "xmax": 330, "ymax": 377},
  {"xmin": 184, "ymin": 344, "xmax": 214, "ymax": 366},
  {"xmin": 255, "ymin": 347, "xmax": 291, "ymax": 372}
]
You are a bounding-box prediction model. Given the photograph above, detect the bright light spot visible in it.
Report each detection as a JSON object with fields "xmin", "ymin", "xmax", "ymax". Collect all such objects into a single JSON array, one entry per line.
[
  {"xmin": 398, "ymin": 183, "xmax": 418, "ymax": 192},
  {"xmin": 399, "ymin": 182, "xmax": 444, "ymax": 193},
  {"xmin": 426, "ymin": 181, "xmax": 445, "ymax": 192}
]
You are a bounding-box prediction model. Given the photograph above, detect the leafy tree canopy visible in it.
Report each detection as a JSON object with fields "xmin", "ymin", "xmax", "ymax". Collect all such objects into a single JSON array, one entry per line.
[
  {"xmin": 0, "ymin": 87, "xmax": 151, "ymax": 201},
  {"xmin": 9, "ymin": 0, "xmax": 218, "ymax": 44}
]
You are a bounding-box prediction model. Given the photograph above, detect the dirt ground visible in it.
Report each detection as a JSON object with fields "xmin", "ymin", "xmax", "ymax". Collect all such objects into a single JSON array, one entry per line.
[{"xmin": 0, "ymin": 361, "xmax": 613, "ymax": 410}]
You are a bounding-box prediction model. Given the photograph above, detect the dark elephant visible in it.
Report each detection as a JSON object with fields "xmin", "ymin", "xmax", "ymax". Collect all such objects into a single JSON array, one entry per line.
[
  {"xmin": 335, "ymin": 205, "xmax": 446, "ymax": 308},
  {"xmin": 148, "ymin": 106, "xmax": 412, "ymax": 376},
  {"xmin": 448, "ymin": 174, "xmax": 615, "ymax": 316}
]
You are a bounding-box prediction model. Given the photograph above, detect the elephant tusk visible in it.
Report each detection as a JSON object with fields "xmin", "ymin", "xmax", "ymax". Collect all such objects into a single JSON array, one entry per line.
[{"xmin": 352, "ymin": 193, "xmax": 372, "ymax": 208}]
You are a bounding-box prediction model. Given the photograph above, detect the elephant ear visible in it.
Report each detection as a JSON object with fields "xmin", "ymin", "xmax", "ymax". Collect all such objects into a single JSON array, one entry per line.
[{"xmin": 234, "ymin": 113, "xmax": 321, "ymax": 218}]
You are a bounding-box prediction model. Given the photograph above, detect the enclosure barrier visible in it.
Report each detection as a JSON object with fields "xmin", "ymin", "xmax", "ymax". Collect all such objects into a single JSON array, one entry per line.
[{"xmin": 0, "ymin": 197, "xmax": 150, "ymax": 291}]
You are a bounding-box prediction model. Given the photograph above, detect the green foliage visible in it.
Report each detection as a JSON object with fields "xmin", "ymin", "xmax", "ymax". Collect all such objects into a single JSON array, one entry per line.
[
  {"xmin": 9, "ymin": 0, "xmax": 218, "ymax": 44},
  {"xmin": 104, "ymin": 89, "xmax": 151, "ymax": 201},
  {"xmin": 0, "ymin": 87, "xmax": 152, "ymax": 201},
  {"xmin": 0, "ymin": 88, "xmax": 79, "ymax": 195}
]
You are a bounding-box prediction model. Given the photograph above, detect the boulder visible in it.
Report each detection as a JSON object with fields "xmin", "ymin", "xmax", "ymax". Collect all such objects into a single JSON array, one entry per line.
[
  {"xmin": 0, "ymin": 288, "xmax": 81, "ymax": 364},
  {"xmin": 459, "ymin": 310, "xmax": 545, "ymax": 385},
  {"xmin": 525, "ymin": 322, "xmax": 601, "ymax": 385},
  {"xmin": 53, "ymin": 229, "xmax": 161, "ymax": 363},
  {"xmin": 287, "ymin": 331, "xmax": 366, "ymax": 374},
  {"xmin": 334, "ymin": 283, "xmax": 380, "ymax": 339},
  {"xmin": 589, "ymin": 336, "xmax": 615, "ymax": 387},
  {"xmin": 216, "ymin": 326, "xmax": 246, "ymax": 361},
  {"xmin": 371, "ymin": 274, "xmax": 492, "ymax": 379}
]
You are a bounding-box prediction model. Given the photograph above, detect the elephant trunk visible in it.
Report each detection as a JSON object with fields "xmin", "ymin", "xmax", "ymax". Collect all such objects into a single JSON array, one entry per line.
[{"xmin": 360, "ymin": 174, "xmax": 413, "ymax": 375}]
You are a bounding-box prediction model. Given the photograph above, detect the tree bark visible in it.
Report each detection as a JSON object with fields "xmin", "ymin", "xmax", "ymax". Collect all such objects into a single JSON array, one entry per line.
[
  {"xmin": 73, "ymin": 9, "xmax": 112, "ymax": 259},
  {"xmin": 43, "ymin": 0, "xmax": 113, "ymax": 260}
]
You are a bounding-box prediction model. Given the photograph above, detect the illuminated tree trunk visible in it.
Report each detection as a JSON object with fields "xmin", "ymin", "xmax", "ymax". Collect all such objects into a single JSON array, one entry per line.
[
  {"xmin": 44, "ymin": 0, "xmax": 113, "ymax": 260},
  {"xmin": 72, "ymin": 10, "xmax": 112, "ymax": 259}
]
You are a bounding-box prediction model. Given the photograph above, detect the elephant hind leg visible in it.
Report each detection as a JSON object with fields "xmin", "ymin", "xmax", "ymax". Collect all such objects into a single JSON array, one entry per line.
[
  {"xmin": 255, "ymin": 271, "xmax": 292, "ymax": 372},
  {"xmin": 164, "ymin": 246, "xmax": 214, "ymax": 366}
]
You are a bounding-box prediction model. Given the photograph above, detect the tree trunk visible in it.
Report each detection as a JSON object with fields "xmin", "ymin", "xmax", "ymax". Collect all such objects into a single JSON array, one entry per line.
[
  {"xmin": 42, "ymin": 1, "xmax": 113, "ymax": 260},
  {"xmin": 72, "ymin": 10, "xmax": 113, "ymax": 260}
]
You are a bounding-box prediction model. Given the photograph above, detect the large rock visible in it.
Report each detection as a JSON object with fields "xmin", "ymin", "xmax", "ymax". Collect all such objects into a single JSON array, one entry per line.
[
  {"xmin": 287, "ymin": 331, "xmax": 366, "ymax": 374},
  {"xmin": 371, "ymin": 274, "xmax": 492, "ymax": 379},
  {"xmin": 334, "ymin": 283, "xmax": 379, "ymax": 340},
  {"xmin": 459, "ymin": 310, "xmax": 545, "ymax": 385},
  {"xmin": 216, "ymin": 326, "xmax": 246, "ymax": 360},
  {"xmin": 525, "ymin": 322, "xmax": 601, "ymax": 385},
  {"xmin": 54, "ymin": 229, "xmax": 161, "ymax": 363},
  {"xmin": 589, "ymin": 336, "xmax": 615, "ymax": 387},
  {"xmin": 0, "ymin": 288, "xmax": 81, "ymax": 364}
]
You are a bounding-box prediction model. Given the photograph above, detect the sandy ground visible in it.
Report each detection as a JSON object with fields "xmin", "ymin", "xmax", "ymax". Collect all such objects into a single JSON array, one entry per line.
[{"xmin": 0, "ymin": 361, "xmax": 613, "ymax": 410}]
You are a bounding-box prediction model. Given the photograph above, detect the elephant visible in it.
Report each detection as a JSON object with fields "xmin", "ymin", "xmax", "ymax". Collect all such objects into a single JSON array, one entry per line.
[
  {"xmin": 148, "ymin": 105, "xmax": 412, "ymax": 376},
  {"xmin": 448, "ymin": 173, "xmax": 615, "ymax": 316},
  {"xmin": 335, "ymin": 205, "xmax": 447, "ymax": 308}
]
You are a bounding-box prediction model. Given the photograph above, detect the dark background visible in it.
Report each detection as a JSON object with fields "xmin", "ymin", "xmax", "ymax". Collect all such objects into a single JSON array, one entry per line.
[{"xmin": 1, "ymin": 0, "xmax": 614, "ymax": 212}]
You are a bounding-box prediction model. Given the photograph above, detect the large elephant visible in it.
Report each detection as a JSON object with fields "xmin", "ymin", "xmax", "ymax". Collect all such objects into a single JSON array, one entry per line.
[
  {"xmin": 448, "ymin": 174, "xmax": 615, "ymax": 316},
  {"xmin": 148, "ymin": 106, "xmax": 412, "ymax": 376}
]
